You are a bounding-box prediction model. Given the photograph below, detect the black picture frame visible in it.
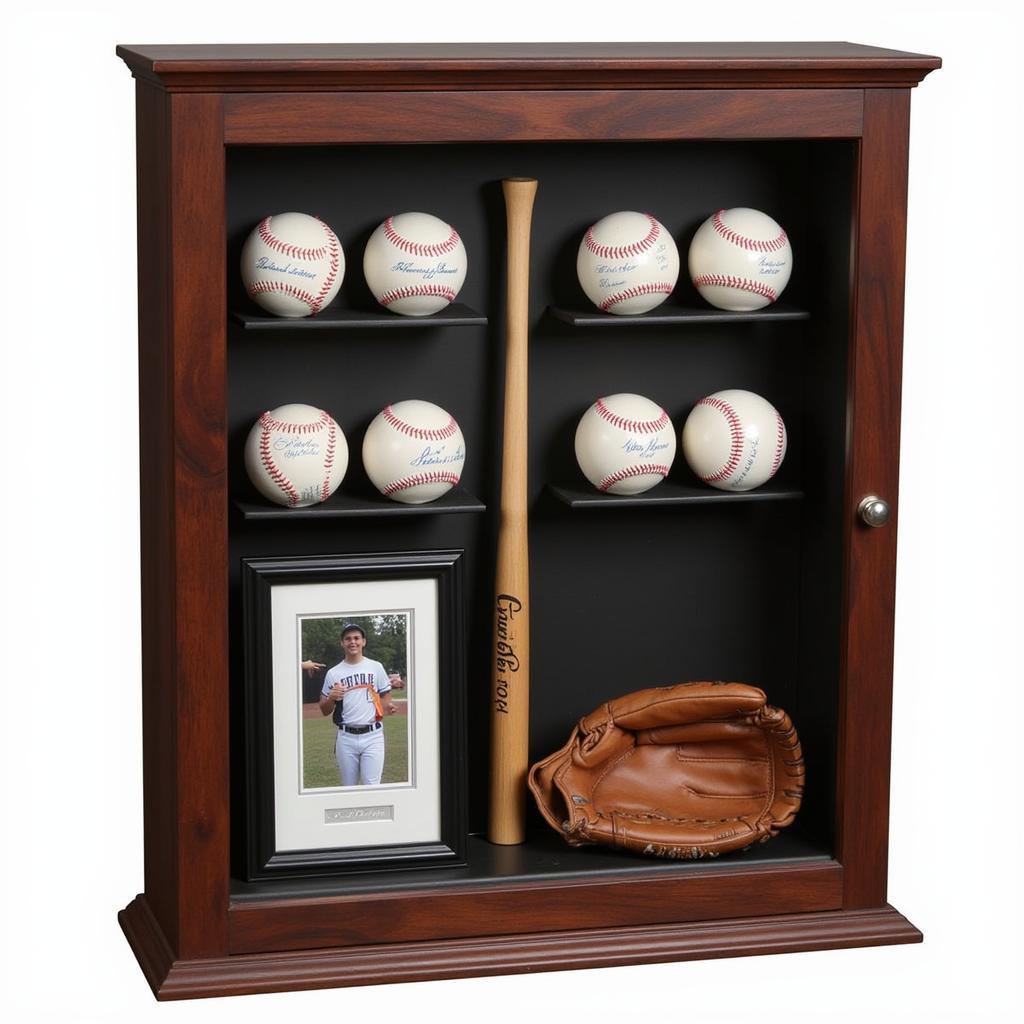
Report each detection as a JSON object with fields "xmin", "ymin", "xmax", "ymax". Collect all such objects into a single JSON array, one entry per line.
[{"xmin": 242, "ymin": 550, "xmax": 466, "ymax": 880}]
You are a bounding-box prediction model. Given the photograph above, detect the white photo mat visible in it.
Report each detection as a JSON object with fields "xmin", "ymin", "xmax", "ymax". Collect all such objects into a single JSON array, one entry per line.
[{"xmin": 270, "ymin": 577, "xmax": 441, "ymax": 852}]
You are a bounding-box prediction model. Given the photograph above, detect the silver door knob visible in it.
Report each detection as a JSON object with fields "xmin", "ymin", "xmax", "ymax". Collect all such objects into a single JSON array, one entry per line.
[{"xmin": 858, "ymin": 495, "xmax": 891, "ymax": 527}]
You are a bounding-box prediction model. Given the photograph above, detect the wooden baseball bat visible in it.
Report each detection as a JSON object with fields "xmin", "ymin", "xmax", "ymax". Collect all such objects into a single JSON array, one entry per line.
[{"xmin": 488, "ymin": 177, "xmax": 538, "ymax": 845}]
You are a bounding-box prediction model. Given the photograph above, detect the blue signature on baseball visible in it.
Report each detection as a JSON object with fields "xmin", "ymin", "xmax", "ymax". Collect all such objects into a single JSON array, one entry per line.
[
  {"xmin": 274, "ymin": 438, "xmax": 321, "ymax": 458},
  {"xmin": 410, "ymin": 444, "xmax": 465, "ymax": 467},
  {"xmin": 622, "ymin": 437, "xmax": 671, "ymax": 458},
  {"xmin": 390, "ymin": 261, "xmax": 460, "ymax": 281},
  {"xmin": 254, "ymin": 256, "xmax": 318, "ymax": 280}
]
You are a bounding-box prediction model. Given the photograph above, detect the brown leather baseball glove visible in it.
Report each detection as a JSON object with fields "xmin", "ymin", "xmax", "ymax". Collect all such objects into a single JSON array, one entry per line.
[{"xmin": 528, "ymin": 682, "xmax": 804, "ymax": 859}]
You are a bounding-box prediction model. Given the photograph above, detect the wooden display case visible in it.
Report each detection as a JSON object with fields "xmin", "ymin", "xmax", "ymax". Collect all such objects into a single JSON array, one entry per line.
[{"xmin": 115, "ymin": 42, "xmax": 940, "ymax": 999}]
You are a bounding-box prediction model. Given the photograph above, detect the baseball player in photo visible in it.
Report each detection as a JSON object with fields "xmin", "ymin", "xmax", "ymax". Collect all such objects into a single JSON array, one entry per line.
[{"xmin": 319, "ymin": 622, "xmax": 396, "ymax": 786}]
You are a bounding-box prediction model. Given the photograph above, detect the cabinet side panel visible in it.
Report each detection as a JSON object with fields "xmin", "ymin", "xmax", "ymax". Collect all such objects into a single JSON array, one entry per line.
[
  {"xmin": 134, "ymin": 89, "xmax": 230, "ymax": 957},
  {"xmin": 168, "ymin": 92, "xmax": 230, "ymax": 956},
  {"xmin": 838, "ymin": 89, "xmax": 910, "ymax": 907},
  {"xmin": 136, "ymin": 81, "xmax": 179, "ymax": 951}
]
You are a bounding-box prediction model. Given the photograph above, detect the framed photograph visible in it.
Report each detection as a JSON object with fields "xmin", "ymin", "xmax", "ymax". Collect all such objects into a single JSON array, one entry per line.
[{"xmin": 242, "ymin": 550, "xmax": 466, "ymax": 879}]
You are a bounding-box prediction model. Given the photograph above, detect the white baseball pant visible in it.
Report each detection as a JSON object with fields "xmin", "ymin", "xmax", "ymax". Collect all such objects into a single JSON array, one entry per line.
[{"xmin": 335, "ymin": 726, "xmax": 385, "ymax": 786}]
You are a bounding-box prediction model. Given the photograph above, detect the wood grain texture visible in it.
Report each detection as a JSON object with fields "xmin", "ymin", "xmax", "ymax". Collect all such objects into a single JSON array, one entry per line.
[
  {"xmin": 170, "ymin": 91, "xmax": 230, "ymax": 957},
  {"xmin": 224, "ymin": 90, "xmax": 863, "ymax": 145},
  {"xmin": 135, "ymin": 85, "xmax": 230, "ymax": 958},
  {"xmin": 135, "ymin": 80, "xmax": 178, "ymax": 953},
  {"xmin": 836, "ymin": 90, "xmax": 912, "ymax": 908},
  {"xmin": 227, "ymin": 861, "xmax": 842, "ymax": 954},
  {"xmin": 116, "ymin": 42, "xmax": 940, "ymax": 93},
  {"xmin": 123, "ymin": 895, "xmax": 918, "ymax": 1000}
]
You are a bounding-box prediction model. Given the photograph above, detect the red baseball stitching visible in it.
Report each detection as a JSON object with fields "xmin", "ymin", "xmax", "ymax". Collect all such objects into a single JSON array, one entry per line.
[
  {"xmin": 696, "ymin": 397, "xmax": 745, "ymax": 482},
  {"xmin": 310, "ymin": 221, "xmax": 341, "ymax": 314},
  {"xmin": 383, "ymin": 217, "xmax": 461, "ymax": 257},
  {"xmin": 711, "ymin": 210, "xmax": 788, "ymax": 253},
  {"xmin": 381, "ymin": 405, "xmax": 459, "ymax": 441},
  {"xmin": 258, "ymin": 216, "xmax": 331, "ymax": 261},
  {"xmin": 770, "ymin": 408, "xmax": 785, "ymax": 479},
  {"xmin": 383, "ymin": 470, "xmax": 461, "ymax": 496},
  {"xmin": 692, "ymin": 274, "xmax": 777, "ymax": 303},
  {"xmin": 585, "ymin": 214, "xmax": 661, "ymax": 260},
  {"xmin": 321, "ymin": 420, "xmax": 337, "ymax": 502},
  {"xmin": 595, "ymin": 399, "xmax": 670, "ymax": 435},
  {"xmin": 599, "ymin": 282, "xmax": 674, "ymax": 312},
  {"xmin": 247, "ymin": 280, "xmax": 319, "ymax": 311},
  {"xmin": 259, "ymin": 409, "xmax": 332, "ymax": 434},
  {"xmin": 258, "ymin": 422, "xmax": 300, "ymax": 506},
  {"xmin": 378, "ymin": 284, "xmax": 457, "ymax": 307},
  {"xmin": 598, "ymin": 464, "xmax": 671, "ymax": 492}
]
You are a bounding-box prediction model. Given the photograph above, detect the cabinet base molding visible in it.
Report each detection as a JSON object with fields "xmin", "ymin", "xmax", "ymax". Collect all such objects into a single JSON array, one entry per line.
[{"xmin": 120, "ymin": 894, "xmax": 921, "ymax": 1000}]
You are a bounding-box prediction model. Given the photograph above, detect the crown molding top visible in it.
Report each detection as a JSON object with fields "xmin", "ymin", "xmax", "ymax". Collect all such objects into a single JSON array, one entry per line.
[{"xmin": 116, "ymin": 42, "xmax": 942, "ymax": 93}]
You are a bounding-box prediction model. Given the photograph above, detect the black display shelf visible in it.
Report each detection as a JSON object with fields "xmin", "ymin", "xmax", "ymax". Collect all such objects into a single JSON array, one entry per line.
[
  {"xmin": 230, "ymin": 828, "xmax": 831, "ymax": 902},
  {"xmin": 547, "ymin": 303, "xmax": 809, "ymax": 327},
  {"xmin": 235, "ymin": 486, "xmax": 485, "ymax": 520},
  {"xmin": 549, "ymin": 479, "xmax": 804, "ymax": 508},
  {"xmin": 233, "ymin": 302, "xmax": 486, "ymax": 330}
]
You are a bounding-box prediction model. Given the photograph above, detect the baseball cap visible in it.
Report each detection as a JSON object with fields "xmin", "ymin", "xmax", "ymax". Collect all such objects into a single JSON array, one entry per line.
[{"xmin": 341, "ymin": 622, "xmax": 366, "ymax": 638}]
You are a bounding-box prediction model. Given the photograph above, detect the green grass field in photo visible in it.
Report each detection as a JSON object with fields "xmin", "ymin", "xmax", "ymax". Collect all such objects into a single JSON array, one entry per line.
[{"xmin": 302, "ymin": 708, "xmax": 409, "ymax": 789}]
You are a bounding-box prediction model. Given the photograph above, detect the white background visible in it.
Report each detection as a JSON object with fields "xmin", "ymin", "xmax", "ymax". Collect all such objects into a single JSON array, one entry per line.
[{"xmin": 1, "ymin": 2, "xmax": 1019, "ymax": 1020}]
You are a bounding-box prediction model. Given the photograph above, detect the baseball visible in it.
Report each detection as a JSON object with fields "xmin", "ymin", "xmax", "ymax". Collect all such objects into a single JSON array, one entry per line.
[
  {"xmin": 681, "ymin": 389, "xmax": 787, "ymax": 492},
  {"xmin": 363, "ymin": 212, "xmax": 468, "ymax": 316},
  {"xmin": 243, "ymin": 404, "xmax": 348, "ymax": 508},
  {"xmin": 362, "ymin": 400, "xmax": 466, "ymax": 504},
  {"xmin": 574, "ymin": 393, "xmax": 676, "ymax": 495},
  {"xmin": 687, "ymin": 207, "xmax": 792, "ymax": 311},
  {"xmin": 576, "ymin": 211, "xmax": 679, "ymax": 315},
  {"xmin": 240, "ymin": 212, "xmax": 344, "ymax": 318}
]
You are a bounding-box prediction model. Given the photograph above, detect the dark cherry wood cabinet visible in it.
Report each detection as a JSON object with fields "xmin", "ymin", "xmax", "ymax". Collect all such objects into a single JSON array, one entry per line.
[{"xmin": 116, "ymin": 42, "xmax": 940, "ymax": 999}]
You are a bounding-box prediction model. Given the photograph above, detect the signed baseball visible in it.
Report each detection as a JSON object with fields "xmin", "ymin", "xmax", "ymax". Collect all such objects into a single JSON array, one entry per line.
[
  {"xmin": 574, "ymin": 393, "xmax": 676, "ymax": 494},
  {"xmin": 363, "ymin": 213, "xmax": 468, "ymax": 316},
  {"xmin": 362, "ymin": 400, "xmax": 466, "ymax": 504},
  {"xmin": 576, "ymin": 211, "xmax": 679, "ymax": 315},
  {"xmin": 687, "ymin": 207, "xmax": 792, "ymax": 311},
  {"xmin": 244, "ymin": 404, "xmax": 348, "ymax": 507},
  {"xmin": 240, "ymin": 212, "xmax": 344, "ymax": 318},
  {"xmin": 681, "ymin": 389, "xmax": 787, "ymax": 492}
]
